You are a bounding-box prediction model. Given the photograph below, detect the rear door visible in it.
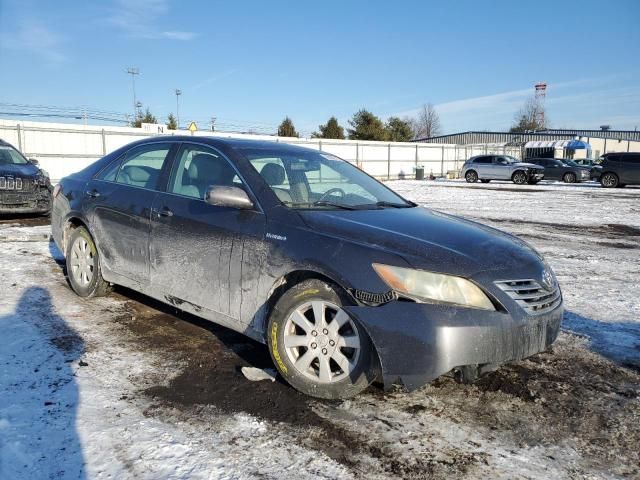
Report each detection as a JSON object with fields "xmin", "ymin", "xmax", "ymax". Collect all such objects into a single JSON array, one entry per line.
[
  {"xmin": 84, "ymin": 142, "xmax": 175, "ymax": 285},
  {"xmin": 473, "ymin": 156, "xmax": 493, "ymax": 178},
  {"xmin": 149, "ymin": 142, "xmax": 267, "ymax": 327},
  {"xmin": 621, "ymin": 154, "xmax": 640, "ymax": 184}
]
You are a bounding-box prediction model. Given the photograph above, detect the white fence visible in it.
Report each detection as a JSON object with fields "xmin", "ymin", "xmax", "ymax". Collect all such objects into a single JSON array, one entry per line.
[{"xmin": 0, "ymin": 119, "xmax": 521, "ymax": 182}]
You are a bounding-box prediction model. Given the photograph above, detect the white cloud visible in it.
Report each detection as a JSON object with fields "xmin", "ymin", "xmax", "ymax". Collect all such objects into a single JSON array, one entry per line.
[
  {"xmin": 109, "ymin": 0, "xmax": 197, "ymax": 41},
  {"xmin": 392, "ymin": 77, "xmax": 638, "ymax": 133},
  {"xmin": 0, "ymin": 20, "xmax": 66, "ymax": 63}
]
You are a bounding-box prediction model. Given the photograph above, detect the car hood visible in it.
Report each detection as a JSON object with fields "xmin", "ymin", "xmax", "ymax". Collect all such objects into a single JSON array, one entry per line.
[
  {"xmin": 515, "ymin": 162, "xmax": 544, "ymax": 169},
  {"xmin": 297, "ymin": 207, "xmax": 544, "ymax": 278},
  {"xmin": 0, "ymin": 163, "xmax": 39, "ymax": 177}
]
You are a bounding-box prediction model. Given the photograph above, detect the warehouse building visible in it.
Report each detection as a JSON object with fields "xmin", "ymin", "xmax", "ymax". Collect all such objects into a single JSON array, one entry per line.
[{"xmin": 417, "ymin": 129, "xmax": 640, "ymax": 159}]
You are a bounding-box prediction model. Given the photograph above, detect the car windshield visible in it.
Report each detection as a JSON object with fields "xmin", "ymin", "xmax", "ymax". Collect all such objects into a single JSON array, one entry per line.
[
  {"xmin": 564, "ymin": 160, "xmax": 579, "ymax": 167},
  {"xmin": 0, "ymin": 145, "xmax": 28, "ymax": 165},
  {"xmin": 242, "ymin": 147, "xmax": 413, "ymax": 210}
]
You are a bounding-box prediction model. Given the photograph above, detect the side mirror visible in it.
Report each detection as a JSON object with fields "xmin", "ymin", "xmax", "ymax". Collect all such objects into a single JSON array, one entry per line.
[
  {"xmin": 205, "ymin": 185, "xmax": 253, "ymax": 210},
  {"xmin": 29, "ymin": 158, "xmax": 39, "ymax": 165}
]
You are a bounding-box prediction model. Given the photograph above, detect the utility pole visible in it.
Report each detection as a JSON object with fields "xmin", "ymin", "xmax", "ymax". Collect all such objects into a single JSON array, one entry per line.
[
  {"xmin": 175, "ymin": 89, "xmax": 182, "ymax": 129},
  {"xmin": 126, "ymin": 67, "xmax": 140, "ymax": 123}
]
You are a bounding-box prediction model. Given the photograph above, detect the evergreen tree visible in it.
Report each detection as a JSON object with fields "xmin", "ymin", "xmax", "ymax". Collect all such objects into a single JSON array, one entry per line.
[
  {"xmin": 166, "ymin": 113, "xmax": 178, "ymax": 130},
  {"xmin": 312, "ymin": 116, "xmax": 345, "ymax": 139},
  {"xmin": 277, "ymin": 116, "xmax": 299, "ymax": 137},
  {"xmin": 347, "ymin": 109, "xmax": 388, "ymax": 141},
  {"xmin": 386, "ymin": 117, "xmax": 414, "ymax": 142},
  {"xmin": 132, "ymin": 108, "xmax": 158, "ymax": 128}
]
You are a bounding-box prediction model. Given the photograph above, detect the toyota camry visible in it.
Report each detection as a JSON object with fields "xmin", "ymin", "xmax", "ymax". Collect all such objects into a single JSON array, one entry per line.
[{"xmin": 52, "ymin": 136, "xmax": 563, "ymax": 399}]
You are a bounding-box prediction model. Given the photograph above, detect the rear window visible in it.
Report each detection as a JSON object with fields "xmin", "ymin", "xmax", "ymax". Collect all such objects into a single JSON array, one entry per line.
[{"xmin": 473, "ymin": 157, "xmax": 492, "ymax": 164}]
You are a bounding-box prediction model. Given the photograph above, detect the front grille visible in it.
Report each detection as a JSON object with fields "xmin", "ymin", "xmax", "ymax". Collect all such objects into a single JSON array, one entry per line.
[
  {"xmin": 494, "ymin": 279, "xmax": 561, "ymax": 315},
  {"xmin": 0, "ymin": 176, "xmax": 25, "ymax": 190}
]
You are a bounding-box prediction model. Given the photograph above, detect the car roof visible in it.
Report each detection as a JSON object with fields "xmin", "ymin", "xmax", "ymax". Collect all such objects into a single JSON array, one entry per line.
[{"xmin": 139, "ymin": 135, "xmax": 317, "ymax": 155}]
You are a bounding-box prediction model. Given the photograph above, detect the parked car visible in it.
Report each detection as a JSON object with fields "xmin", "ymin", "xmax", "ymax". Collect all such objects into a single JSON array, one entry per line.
[
  {"xmin": 461, "ymin": 155, "xmax": 545, "ymax": 185},
  {"xmin": 527, "ymin": 158, "xmax": 590, "ymax": 183},
  {"xmin": 0, "ymin": 138, "xmax": 52, "ymax": 214},
  {"xmin": 564, "ymin": 159, "xmax": 601, "ymax": 180},
  {"xmin": 52, "ymin": 137, "xmax": 563, "ymax": 399},
  {"xmin": 598, "ymin": 152, "xmax": 640, "ymax": 188}
]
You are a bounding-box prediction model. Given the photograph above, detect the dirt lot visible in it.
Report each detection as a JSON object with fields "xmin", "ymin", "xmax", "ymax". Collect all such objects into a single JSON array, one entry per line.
[{"xmin": 1, "ymin": 180, "xmax": 639, "ymax": 479}]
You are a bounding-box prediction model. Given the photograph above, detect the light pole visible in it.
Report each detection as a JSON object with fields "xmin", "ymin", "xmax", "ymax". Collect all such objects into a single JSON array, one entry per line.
[
  {"xmin": 175, "ymin": 89, "xmax": 182, "ymax": 129},
  {"xmin": 126, "ymin": 67, "xmax": 140, "ymax": 123}
]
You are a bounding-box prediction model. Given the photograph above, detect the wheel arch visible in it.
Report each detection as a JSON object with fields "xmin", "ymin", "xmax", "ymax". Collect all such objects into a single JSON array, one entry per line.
[
  {"xmin": 61, "ymin": 216, "xmax": 91, "ymax": 255},
  {"xmin": 260, "ymin": 269, "xmax": 355, "ymax": 338}
]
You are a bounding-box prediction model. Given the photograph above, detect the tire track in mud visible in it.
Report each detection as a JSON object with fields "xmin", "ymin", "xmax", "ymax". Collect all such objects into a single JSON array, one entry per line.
[
  {"xmin": 106, "ymin": 288, "xmax": 489, "ymax": 479},
  {"xmin": 101, "ymin": 286, "xmax": 640, "ymax": 478}
]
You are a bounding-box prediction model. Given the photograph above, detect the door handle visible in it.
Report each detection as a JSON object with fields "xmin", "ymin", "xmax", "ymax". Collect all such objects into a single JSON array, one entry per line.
[
  {"xmin": 152, "ymin": 207, "xmax": 174, "ymax": 218},
  {"xmin": 86, "ymin": 189, "xmax": 101, "ymax": 198}
]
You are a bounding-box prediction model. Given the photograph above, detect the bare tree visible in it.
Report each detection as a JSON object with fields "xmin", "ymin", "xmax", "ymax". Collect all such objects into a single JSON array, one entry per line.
[
  {"xmin": 410, "ymin": 104, "xmax": 442, "ymax": 139},
  {"xmin": 510, "ymin": 97, "xmax": 547, "ymax": 132}
]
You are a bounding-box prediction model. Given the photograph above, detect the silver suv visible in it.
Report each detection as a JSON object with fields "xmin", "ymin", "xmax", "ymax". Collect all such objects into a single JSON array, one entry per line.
[{"xmin": 461, "ymin": 155, "xmax": 545, "ymax": 185}]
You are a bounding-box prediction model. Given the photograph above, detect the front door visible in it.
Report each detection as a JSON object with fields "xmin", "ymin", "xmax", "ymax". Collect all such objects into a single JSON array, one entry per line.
[
  {"xmin": 86, "ymin": 142, "xmax": 175, "ymax": 285},
  {"xmin": 149, "ymin": 143, "xmax": 266, "ymax": 327}
]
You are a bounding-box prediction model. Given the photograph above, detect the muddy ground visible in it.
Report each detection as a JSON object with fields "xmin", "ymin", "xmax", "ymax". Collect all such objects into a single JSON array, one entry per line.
[{"xmin": 3, "ymin": 181, "xmax": 640, "ymax": 479}]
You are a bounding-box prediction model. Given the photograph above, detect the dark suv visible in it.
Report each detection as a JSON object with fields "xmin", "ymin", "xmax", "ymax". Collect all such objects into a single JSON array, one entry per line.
[
  {"xmin": 599, "ymin": 152, "xmax": 640, "ymax": 188},
  {"xmin": 0, "ymin": 139, "xmax": 52, "ymax": 214},
  {"xmin": 527, "ymin": 158, "xmax": 590, "ymax": 183}
]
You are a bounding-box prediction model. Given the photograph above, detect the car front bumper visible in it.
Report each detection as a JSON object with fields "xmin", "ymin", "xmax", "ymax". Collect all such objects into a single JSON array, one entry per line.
[
  {"xmin": 344, "ymin": 299, "xmax": 563, "ymax": 391},
  {"xmin": 0, "ymin": 188, "xmax": 52, "ymax": 214}
]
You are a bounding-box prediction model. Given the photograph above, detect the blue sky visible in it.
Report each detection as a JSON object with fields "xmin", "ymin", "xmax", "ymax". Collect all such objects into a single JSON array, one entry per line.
[{"xmin": 0, "ymin": 0, "xmax": 639, "ymax": 136}]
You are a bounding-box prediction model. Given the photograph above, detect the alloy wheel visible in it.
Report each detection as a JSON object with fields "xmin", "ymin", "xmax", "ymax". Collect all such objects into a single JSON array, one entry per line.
[
  {"xmin": 513, "ymin": 172, "xmax": 527, "ymax": 184},
  {"xmin": 601, "ymin": 173, "xmax": 618, "ymax": 188},
  {"xmin": 283, "ymin": 300, "xmax": 361, "ymax": 383},
  {"xmin": 69, "ymin": 237, "xmax": 94, "ymax": 286}
]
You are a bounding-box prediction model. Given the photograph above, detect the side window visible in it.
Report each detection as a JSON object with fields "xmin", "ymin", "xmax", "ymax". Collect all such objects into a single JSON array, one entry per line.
[
  {"xmin": 495, "ymin": 156, "xmax": 508, "ymax": 165},
  {"xmin": 96, "ymin": 155, "xmax": 123, "ymax": 182},
  {"xmin": 115, "ymin": 143, "xmax": 172, "ymax": 190},
  {"xmin": 625, "ymin": 154, "xmax": 640, "ymax": 164},
  {"xmin": 474, "ymin": 156, "xmax": 491, "ymax": 164},
  {"xmin": 168, "ymin": 144, "xmax": 244, "ymax": 200},
  {"xmin": 249, "ymin": 157, "xmax": 292, "ymax": 202}
]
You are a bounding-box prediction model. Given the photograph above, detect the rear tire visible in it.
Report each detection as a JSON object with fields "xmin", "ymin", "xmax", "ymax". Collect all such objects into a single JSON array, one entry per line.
[
  {"xmin": 600, "ymin": 172, "xmax": 619, "ymax": 188},
  {"xmin": 563, "ymin": 172, "xmax": 577, "ymax": 183},
  {"xmin": 266, "ymin": 279, "xmax": 376, "ymax": 399},
  {"xmin": 465, "ymin": 170, "xmax": 478, "ymax": 183},
  {"xmin": 512, "ymin": 170, "xmax": 527, "ymax": 185},
  {"xmin": 66, "ymin": 227, "xmax": 111, "ymax": 297}
]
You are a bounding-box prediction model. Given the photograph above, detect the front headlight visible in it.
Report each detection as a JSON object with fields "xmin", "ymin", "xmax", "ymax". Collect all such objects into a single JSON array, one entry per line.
[{"xmin": 372, "ymin": 263, "xmax": 495, "ymax": 311}]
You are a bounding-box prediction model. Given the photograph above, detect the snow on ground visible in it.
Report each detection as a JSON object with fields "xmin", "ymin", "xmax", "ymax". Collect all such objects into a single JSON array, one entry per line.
[{"xmin": 1, "ymin": 180, "xmax": 639, "ymax": 479}]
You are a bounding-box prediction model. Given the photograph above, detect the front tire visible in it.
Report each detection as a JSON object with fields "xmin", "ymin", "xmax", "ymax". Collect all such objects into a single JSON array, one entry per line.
[
  {"xmin": 600, "ymin": 172, "xmax": 619, "ymax": 188},
  {"xmin": 66, "ymin": 227, "xmax": 111, "ymax": 297},
  {"xmin": 465, "ymin": 170, "xmax": 478, "ymax": 183},
  {"xmin": 512, "ymin": 170, "xmax": 527, "ymax": 185},
  {"xmin": 563, "ymin": 172, "xmax": 577, "ymax": 183},
  {"xmin": 267, "ymin": 279, "xmax": 376, "ymax": 399}
]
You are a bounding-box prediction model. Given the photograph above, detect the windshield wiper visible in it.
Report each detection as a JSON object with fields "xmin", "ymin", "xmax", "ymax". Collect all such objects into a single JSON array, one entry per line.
[
  {"xmin": 312, "ymin": 200, "xmax": 358, "ymax": 210},
  {"xmin": 284, "ymin": 201, "xmax": 358, "ymax": 210},
  {"xmin": 371, "ymin": 200, "xmax": 415, "ymax": 209}
]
